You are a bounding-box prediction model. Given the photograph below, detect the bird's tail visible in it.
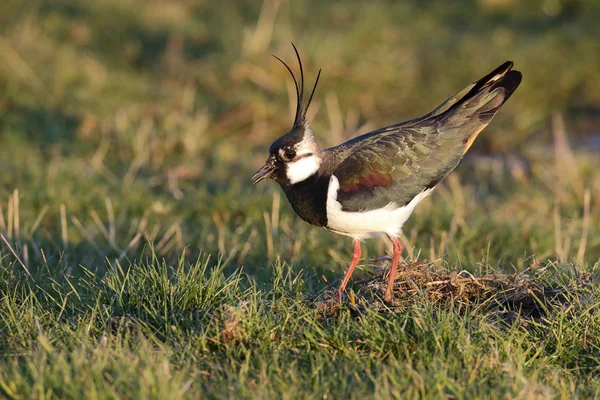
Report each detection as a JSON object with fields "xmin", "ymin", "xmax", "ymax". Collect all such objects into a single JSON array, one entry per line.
[{"xmin": 427, "ymin": 61, "xmax": 522, "ymax": 155}]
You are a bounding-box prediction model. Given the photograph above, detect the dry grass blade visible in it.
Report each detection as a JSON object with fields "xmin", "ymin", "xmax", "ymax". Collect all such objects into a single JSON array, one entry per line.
[{"xmin": 0, "ymin": 232, "xmax": 32, "ymax": 277}]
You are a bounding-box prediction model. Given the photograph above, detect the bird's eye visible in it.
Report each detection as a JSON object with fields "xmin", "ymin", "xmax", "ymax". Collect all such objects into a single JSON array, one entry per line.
[{"xmin": 279, "ymin": 148, "xmax": 296, "ymax": 161}]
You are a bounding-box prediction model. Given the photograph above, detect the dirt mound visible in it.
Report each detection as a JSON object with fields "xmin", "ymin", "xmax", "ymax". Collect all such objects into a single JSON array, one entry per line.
[{"xmin": 313, "ymin": 259, "xmax": 594, "ymax": 325}]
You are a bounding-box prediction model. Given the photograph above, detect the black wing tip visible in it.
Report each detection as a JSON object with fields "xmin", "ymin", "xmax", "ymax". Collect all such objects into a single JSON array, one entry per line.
[
  {"xmin": 496, "ymin": 69, "xmax": 522, "ymax": 102},
  {"xmin": 498, "ymin": 60, "xmax": 514, "ymax": 72},
  {"xmin": 477, "ymin": 60, "xmax": 515, "ymax": 87},
  {"xmin": 490, "ymin": 61, "xmax": 522, "ymax": 96},
  {"xmin": 500, "ymin": 69, "xmax": 522, "ymax": 87},
  {"xmin": 487, "ymin": 61, "xmax": 515, "ymax": 80},
  {"xmin": 497, "ymin": 61, "xmax": 523, "ymax": 89},
  {"xmin": 459, "ymin": 61, "xmax": 522, "ymax": 106}
]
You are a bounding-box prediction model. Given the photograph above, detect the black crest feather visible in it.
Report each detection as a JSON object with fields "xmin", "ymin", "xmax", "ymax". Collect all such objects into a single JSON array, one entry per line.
[{"xmin": 271, "ymin": 43, "xmax": 321, "ymax": 128}]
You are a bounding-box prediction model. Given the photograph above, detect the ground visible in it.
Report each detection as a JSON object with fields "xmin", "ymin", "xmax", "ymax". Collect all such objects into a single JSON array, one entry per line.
[{"xmin": 1, "ymin": 1, "xmax": 600, "ymax": 398}]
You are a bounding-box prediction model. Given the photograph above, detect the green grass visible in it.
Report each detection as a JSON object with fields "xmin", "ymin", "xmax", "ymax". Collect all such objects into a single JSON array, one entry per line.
[
  {"xmin": 1, "ymin": 256, "xmax": 600, "ymax": 398},
  {"xmin": 1, "ymin": 0, "xmax": 600, "ymax": 398}
]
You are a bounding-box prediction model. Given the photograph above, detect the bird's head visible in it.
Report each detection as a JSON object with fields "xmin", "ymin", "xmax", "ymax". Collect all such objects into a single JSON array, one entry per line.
[{"xmin": 251, "ymin": 45, "xmax": 322, "ymax": 186}]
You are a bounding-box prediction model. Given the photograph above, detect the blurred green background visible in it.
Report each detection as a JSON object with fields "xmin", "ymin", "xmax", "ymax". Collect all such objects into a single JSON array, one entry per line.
[
  {"xmin": 1, "ymin": 0, "xmax": 599, "ymax": 279},
  {"xmin": 1, "ymin": 1, "xmax": 600, "ymax": 397}
]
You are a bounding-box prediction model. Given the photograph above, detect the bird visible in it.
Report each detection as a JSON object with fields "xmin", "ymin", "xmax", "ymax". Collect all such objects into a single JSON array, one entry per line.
[{"xmin": 252, "ymin": 45, "xmax": 522, "ymax": 302}]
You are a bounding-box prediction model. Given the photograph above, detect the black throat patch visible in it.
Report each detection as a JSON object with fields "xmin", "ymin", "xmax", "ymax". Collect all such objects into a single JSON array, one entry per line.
[{"xmin": 279, "ymin": 172, "xmax": 330, "ymax": 228}]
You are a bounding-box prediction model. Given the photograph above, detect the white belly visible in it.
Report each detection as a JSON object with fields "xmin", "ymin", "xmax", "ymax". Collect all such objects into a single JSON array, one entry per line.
[{"xmin": 325, "ymin": 175, "xmax": 432, "ymax": 240}]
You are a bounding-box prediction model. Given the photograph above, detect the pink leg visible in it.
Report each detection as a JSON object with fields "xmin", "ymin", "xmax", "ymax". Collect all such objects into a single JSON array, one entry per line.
[
  {"xmin": 384, "ymin": 236, "xmax": 403, "ymax": 301},
  {"xmin": 337, "ymin": 240, "xmax": 362, "ymax": 300}
]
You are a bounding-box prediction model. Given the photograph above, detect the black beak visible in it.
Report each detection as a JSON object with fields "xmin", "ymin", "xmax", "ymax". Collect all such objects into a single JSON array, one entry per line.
[{"xmin": 251, "ymin": 161, "xmax": 275, "ymax": 184}]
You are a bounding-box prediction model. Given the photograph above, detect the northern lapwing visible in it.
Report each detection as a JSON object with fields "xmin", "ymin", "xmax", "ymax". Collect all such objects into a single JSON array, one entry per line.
[{"xmin": 252, "ymin": 45, "xmax": 522, "ymax": 301}]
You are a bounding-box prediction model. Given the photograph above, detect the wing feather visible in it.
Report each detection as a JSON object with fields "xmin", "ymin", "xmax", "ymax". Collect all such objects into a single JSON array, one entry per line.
[{"xmin": 330, "ymin": 62, "xmax": 522, "ymax": 212}]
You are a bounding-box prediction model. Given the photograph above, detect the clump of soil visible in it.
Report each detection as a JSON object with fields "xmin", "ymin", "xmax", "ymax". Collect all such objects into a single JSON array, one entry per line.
[{"xmin": 313, "ymin": 259, "xmax": 594, "ymax": 325}]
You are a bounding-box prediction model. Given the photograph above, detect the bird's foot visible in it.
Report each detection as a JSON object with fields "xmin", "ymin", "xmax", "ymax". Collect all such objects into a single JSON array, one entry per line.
[{"xmin": 383, "ymin": 286, "xmax": 394, "ymax": 303}]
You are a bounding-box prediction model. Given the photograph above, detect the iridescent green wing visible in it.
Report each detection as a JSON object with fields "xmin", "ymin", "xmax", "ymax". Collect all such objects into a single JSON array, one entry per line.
[{"xmin": 332, "ymin": 62, "xmax": 521, "ymax": 212}]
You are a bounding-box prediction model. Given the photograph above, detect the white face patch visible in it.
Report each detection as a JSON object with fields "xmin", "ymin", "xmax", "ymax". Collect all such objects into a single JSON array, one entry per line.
[
  {"xmin": 281, "ymin": 122, "xmax": 321, "ymax": 184},
  {"xmin": 286, "ymin": 154, "xmax": 321, "ymax": 184}
]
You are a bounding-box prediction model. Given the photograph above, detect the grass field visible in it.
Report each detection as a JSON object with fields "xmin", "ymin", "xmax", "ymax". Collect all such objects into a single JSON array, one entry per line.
[{"xmin": 1, "ymin": 0, "xmax": 600, "ymax": 398}]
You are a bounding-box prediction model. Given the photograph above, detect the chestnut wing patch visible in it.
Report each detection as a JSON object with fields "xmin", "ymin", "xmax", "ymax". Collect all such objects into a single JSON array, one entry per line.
[
  {"xmin": 332, "ymin": 128, "xmax": 463, "ymax": 212},
  {"xmin": 338, "ymin": 168, "xmax": 393, "ymax": 195},
  {"xmin": 330, "ymin": 61, "xmax": 521, "ymax": 213}
]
